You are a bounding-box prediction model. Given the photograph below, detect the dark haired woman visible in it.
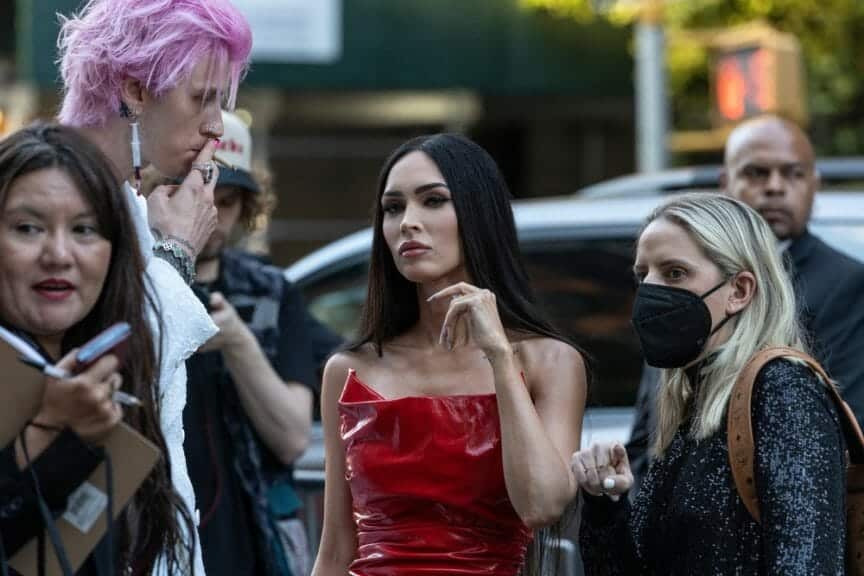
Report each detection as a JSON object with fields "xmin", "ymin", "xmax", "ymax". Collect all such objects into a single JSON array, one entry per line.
[
  {"xmin": 312, "ymin": 133, "xmax": 587, "ymax": 575},
  {"xmin": 0, "ymin": 123, "xmax": 194, "ymax": 575}
]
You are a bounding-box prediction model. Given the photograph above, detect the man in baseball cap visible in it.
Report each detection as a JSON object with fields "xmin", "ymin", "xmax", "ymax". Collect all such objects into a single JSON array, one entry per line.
[
  {"xmin": 199, "ymin": 110, "xmax": 264, "ymax": 260},
  {"xmin": 212, "ymin": 110, "xmax": 260, "ymax": 194},
  {"xmin": 184, "ymin": 111, "xmax": 342, "ymax": 576}
]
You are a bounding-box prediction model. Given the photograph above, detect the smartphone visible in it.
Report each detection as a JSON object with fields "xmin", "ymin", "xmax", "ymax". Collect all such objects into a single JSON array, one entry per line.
[
  {"xmin": 74, "ymin": 322, "xmax": 132, "ymax": 373},
  {"xmin": 235, "ymin": 304, "xmax": 255, "ymax": 323}
]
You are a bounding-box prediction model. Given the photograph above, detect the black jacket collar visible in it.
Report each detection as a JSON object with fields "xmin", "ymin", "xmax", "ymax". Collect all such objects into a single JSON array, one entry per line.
[{"xmin": 787, "ymin": 229, "xmax": 817, "ymax": 269}]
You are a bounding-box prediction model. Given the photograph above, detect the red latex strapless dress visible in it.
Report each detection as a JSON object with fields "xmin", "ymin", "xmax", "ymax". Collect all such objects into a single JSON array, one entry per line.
[{"xmin": 338, "ymin": 369, "xmax": 532, "ymax": 575}]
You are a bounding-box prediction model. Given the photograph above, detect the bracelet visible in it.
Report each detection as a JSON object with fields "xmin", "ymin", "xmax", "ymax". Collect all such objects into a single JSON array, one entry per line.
[
  {"xmin": 151, "ymin": 228, "xmax": 196, "ymax": 258},
  {"xmin": 165, "ymin": 234, "xmax": 196, "ymax": 257},
  {"xmin": 153, "ymin": 238, "xmax": 196, "ymax": 285}
]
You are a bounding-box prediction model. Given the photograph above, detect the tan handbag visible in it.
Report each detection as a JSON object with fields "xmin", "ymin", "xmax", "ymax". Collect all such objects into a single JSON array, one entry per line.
[{"xmin": 727, "ymin": 346, "xmax": 864, "ymax": 574}]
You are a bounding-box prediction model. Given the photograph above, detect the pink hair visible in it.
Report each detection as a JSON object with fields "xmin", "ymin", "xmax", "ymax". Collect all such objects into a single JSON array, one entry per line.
[{"xmin": 57, "ymin": 0, "xmax": 252, "ymax": 127}]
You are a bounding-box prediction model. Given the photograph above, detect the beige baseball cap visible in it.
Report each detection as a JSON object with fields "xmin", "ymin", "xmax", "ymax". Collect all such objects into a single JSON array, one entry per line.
[{"xmin": 215, "ymin": 110, "xmax": 258, "ymax": 193}]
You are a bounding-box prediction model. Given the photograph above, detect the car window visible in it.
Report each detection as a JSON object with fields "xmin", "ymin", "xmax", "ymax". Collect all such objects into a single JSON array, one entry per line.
[
  {"xmin": 298, "ymin": 235, "xmax": 643, "ymax": 408},
  {"xmin": 296, "ymin": 219, "xmax": 864, "ymax": 413},
  {"xmin": 521, "ymin": 237, "xmax": 640, "ymax": 408},
  {"xmin": 811, "ymin": 223, "xmax": 864, "ymax": 263},
  {"xmin": 303, "ymin": 261, "xmax": 368, "ymax": 340}
]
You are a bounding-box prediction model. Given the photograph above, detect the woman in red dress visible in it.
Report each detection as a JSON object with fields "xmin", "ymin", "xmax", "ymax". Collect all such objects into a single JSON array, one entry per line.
[{"xmin": 312, "ymin": 133, "xmax": 587, "ymax": 575}]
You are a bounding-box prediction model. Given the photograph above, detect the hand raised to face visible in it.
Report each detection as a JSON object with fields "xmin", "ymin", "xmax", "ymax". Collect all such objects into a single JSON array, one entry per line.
[
  {"xmin": 147, "ymin": 140, "xmax": 220, "ymax": 259},
  {"xmin": 427, "ymin": 282, "xmax": 512, "ymax": 361}
]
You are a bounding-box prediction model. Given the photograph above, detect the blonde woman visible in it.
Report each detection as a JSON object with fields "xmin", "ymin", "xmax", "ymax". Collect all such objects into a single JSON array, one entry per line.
[{"xmin": 573, "ymin": 193, "xmax": 845, "ymax": 575}]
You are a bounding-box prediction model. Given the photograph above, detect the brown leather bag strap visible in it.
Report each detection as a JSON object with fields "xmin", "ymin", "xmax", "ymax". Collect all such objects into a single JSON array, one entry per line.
[{"xmin": 726, "ymin": 346, "xmax": 864, "ymax": 523}]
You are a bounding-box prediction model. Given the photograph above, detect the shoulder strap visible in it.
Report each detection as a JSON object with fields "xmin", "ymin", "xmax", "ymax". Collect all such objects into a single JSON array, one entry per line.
[{"xmin": 727, "ymin": 346, "xmax": 864, "ymax": 523}]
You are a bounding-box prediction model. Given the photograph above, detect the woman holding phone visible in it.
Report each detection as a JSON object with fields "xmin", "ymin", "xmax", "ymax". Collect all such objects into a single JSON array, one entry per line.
[{"xmin": 0, "ymin": 123, "xmax": 193, "ymax": 575}]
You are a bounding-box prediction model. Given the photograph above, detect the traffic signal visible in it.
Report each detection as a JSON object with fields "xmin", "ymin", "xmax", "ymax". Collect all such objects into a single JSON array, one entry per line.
[{"xmin": 710, "ymin": 24, "xmax": 806, "ymax": 127}]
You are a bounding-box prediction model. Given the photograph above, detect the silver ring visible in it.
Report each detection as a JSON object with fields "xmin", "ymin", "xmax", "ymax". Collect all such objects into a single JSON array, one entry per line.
[
  {"xmin": 191, "ymin": 161, "xmax": 215, "ymax": 185},
  {"xmin": 105, "ymin": 374, "xmax": 121, "ymax": 402}
]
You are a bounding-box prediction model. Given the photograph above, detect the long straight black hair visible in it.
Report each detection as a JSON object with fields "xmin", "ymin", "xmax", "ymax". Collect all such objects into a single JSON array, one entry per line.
[
  {"xmin": 0, "ymin": 123, "xmax": 194, "ymax": 575},
  {"xmin": 354, "ymin": 132, "xmax": 571, "ymax": 354},
  {"xmin": 352, "ymin": 133, "xmax": 579, "ymax": 575}
]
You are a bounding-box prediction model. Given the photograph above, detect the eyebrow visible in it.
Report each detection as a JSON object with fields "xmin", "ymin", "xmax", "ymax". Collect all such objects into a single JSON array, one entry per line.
[
  {"xmin": 3, "ymin": 205, "xmax": 46, "ymax": 219},
  {"xmin": 4, "ymin": 205, "xmax": 96, "ymax": 220},
  {"xmin": 382, "ymin": 182, "xmax": 449, "ymax": 198},
  {"xmin": 740, "ymin": 161, "xmax": 808, "ymax": 170},
  {"xmin": 193, "ymin": 87, "xmax": 220, "ymax": 98},
  {"xmin": 632, "ymin": 257, "xmax": 692, "ymax": 275}
]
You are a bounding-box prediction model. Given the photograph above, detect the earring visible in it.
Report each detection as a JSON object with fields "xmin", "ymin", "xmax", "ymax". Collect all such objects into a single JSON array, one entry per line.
[{"xmin": 121, "ymin": 103, "xmax": 143, "ymax": 192}]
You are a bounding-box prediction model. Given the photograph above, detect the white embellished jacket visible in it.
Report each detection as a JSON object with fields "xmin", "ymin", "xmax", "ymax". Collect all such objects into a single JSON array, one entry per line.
[{"xmin": 125, "ymin": 183, "xmax": 216, "ymax": 576}]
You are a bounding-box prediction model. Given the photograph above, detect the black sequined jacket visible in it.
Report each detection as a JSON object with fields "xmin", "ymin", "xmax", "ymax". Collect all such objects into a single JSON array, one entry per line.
[{"xmin": 581, "ymin": 358, "xmax": 847, "ymax": 575}]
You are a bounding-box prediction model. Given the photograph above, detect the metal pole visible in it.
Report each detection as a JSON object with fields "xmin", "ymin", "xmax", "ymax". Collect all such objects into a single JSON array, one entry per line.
[{"xmin": 635, "ymin": 0, "xmax": 668, "ymax": 172}]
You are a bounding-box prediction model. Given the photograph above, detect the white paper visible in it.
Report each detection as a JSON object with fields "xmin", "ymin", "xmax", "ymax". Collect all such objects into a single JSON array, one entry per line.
[{"xmin": 62, "ymin": 482, "xmax": 108, "ymax": 534}]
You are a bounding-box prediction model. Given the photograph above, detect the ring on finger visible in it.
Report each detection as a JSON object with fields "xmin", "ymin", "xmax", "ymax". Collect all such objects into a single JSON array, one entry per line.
[{"xmin": 191, "ymin": 161, "xmax": 215, "ymax": 185}]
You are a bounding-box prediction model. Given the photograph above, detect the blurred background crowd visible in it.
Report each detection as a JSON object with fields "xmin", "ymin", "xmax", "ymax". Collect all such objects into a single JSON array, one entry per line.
[{"xmin": 0, "ymin": 0, "xmax": 858, "ymax": 265}]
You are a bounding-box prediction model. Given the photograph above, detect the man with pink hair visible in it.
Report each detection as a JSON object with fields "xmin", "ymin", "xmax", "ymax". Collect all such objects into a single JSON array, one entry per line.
[{"xmin": 56, "ymin": 1, "xmax": 252, "ymax": 574}]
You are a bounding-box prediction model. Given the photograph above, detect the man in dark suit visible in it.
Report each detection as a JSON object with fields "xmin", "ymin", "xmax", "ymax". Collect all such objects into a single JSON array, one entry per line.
[{"xmin": 627, "ymin": 115, "xmax": 864, "ymax": 489}]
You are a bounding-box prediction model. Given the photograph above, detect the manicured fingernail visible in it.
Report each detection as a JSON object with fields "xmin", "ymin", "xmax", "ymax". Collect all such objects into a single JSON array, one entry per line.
[{"xmin": 603, "ymin": 478, "xmax": 615, "ymax": 490}]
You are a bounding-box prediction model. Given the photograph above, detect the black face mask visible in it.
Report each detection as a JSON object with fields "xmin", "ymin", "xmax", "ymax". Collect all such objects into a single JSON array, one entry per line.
[{"xmin": 631, "ymin": 280, "xmax": 735, "ymax": 369}]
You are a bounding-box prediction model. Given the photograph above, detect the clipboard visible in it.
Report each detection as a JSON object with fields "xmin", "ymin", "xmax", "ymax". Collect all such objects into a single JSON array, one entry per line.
[
  {"xmin": 0, "ymin": 331, "xmax": 161, "ymax": 575},
  {"xmin": 0, "ymin": 329, "xmax": 47, "ymax": 446}
]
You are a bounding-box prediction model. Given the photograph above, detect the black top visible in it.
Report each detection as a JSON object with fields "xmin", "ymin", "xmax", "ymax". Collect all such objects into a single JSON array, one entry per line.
[
  {"xmin": 0, "ymin": 430, "xmax": 103, "ymax": 565},
  {"xmin": 185, "ymin": 348, "xmax": 260, "ymax": 576},
  {"xmin": 184, "ymin": 250, "xmax": 341, "ymax": 576},
  {"xmin": 582, "ymin": 358, "xmax": 846, "ymax": 575}
]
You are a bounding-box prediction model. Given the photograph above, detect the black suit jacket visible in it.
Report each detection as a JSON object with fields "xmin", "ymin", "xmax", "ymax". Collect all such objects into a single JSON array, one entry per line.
[
  {"xmin": 626, "ymin": 229, "xmax": 864, "ymax": 487},
  {"xmin": 786, "ymin": 230, "xmax": 864, "ymax": 421}
]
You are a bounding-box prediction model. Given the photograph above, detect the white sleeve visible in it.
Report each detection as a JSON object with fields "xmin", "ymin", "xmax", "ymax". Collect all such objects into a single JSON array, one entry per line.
[
  {"xmin": 146, "ymin": 258, "xmax": 217, "ymax": 576},
  {"xmin": 125, "ymin": 182, "xmax": 216, "ymax": 574}
]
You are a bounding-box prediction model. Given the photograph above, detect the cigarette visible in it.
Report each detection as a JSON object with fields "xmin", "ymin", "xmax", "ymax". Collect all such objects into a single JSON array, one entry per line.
[
  {"xmin": 112, "ymin": 390, "xmax": 142, "ymax": 407},
  {"xmin": 212, "ymin": 153, "xmax": 235, "ymax": 170}
]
